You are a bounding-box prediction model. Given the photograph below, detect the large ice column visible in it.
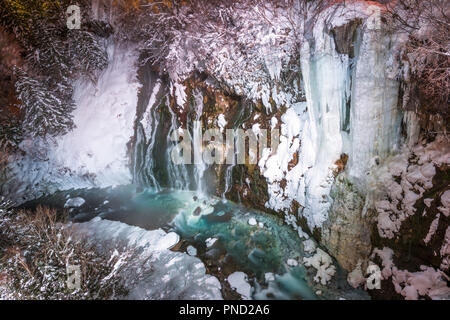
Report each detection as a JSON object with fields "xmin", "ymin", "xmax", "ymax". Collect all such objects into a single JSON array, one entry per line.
[
  {"xmin": 347, "ymin": 22, "xmax": 403, "ymax": 189},
  {"xmin": 298, "ymin": 27, "xmax": 349, "ymax": 230},
  {"xmin": 297, "ymin": 3, "xmax": 405, "ymax": 229}
]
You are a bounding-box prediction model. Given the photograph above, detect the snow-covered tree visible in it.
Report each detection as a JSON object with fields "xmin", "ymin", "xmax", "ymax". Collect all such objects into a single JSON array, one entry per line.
[
  {"xmin": 0, "ymin": 116, "xmax": 22, "ymax": 150},
  {"xmin": 14, "ymin": 68, "xmax": 75, "ymax": 137},
  {"xmin": 68, "ymin": 29, "xmax": 109, "ymax": 80},
  {"xmin": 1, "ymin": 0, "xmax": 111, "ymax": 138}
]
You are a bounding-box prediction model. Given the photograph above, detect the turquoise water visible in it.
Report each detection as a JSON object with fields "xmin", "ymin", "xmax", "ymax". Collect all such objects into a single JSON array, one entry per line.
[
  {"xmin": 24, "ymin": 186, "xmax": 369, "ymax": 300},
  {"xmin": 100, "ymin": 189, "xmax": 368, "ymax": 300}
]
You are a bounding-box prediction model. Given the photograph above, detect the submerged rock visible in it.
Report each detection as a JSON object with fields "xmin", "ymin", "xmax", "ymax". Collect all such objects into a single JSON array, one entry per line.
[{"xmin": 193, "ymin": 206, "xmax": 202, "ymax": 216}]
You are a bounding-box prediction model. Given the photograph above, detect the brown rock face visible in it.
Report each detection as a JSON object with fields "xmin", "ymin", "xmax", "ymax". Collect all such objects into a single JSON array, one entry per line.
[
  {"xmin": 322, "ymin": 175, "xmax": 374, "ymax": 271},
  {"xmin": 329, "ymin": 19, "xmax": 362, "ymax": 58}
]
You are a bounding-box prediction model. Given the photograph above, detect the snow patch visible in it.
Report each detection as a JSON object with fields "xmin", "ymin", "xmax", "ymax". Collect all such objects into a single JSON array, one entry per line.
[
  {"xmin": 303, "ymin": 248, "xmax": 336, "ymax": 285},
  {"xmin": 71, "ymin": 218, "xmax": 222, "ymax": 300},
  {"xmin": 372, "ymin": 247, "xmax": 450, "ymax": 300}
]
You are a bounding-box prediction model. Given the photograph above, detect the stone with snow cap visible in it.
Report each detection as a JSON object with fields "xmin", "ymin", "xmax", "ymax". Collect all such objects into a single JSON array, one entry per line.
[
  {"xmin": 227, "ymin": 272, "xmax": 251, "ymax": 300},
  {"xmin": 64, "ymin": 197, "xmax": 86, "ymax": 208}
]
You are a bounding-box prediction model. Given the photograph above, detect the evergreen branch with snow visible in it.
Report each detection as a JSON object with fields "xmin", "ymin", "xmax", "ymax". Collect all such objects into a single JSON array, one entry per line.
[{"xmin": 14, "ymin": 68, "xmax": 76, "ymax": 137}]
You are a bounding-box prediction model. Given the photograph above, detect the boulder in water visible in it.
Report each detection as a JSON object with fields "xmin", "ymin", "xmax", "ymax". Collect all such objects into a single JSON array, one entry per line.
[{"xmin": 193, "ymin": 206, "xmax": 202, "ymax": 216}]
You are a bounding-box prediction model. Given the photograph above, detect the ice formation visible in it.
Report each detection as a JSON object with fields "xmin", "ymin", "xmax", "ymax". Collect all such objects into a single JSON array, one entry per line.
[
  {"xmin": 252, "ymin": 1, "xmax": 405, "ymax": 232},
  {"xmin": 4, "ymin": 44, "xmax": 140, "ymax": 204},
  {"xmin": 302, "ymin": 239, "xmax": 317, "ymax": 254}
]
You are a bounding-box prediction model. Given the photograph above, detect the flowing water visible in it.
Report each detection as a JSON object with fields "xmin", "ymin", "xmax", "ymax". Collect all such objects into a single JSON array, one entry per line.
[{"xmin": 24, "ymin": 186, "xmax": 369, "ymax": 300}]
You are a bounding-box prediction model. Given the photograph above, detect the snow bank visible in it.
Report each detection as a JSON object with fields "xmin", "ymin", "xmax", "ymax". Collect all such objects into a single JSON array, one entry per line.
[
  {"xmin": 372, "ymin": 247, "xmax": 450, "ymax": 300},
  {"xmin": 72, "ymin": 217, "xmax": 222, "ymax": 300}
]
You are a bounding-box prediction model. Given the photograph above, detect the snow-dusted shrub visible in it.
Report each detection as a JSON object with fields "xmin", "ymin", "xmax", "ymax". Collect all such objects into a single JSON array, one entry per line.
[
  {"xmin": 385, "ymin": 0, "xmax": 449, "ymax": 120},
  {"xmin": 0, "ymin": 206, "xmax": 128, "ymax": 299},
  {"xmin": 0, "ymin": 117, "xmax": 22, "ymax": 151}
]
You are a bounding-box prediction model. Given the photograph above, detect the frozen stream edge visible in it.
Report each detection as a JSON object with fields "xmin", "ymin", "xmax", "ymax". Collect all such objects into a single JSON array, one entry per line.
[{"xmin": 71, "ymin": 217, "xmax": 223, "ymax": 300}]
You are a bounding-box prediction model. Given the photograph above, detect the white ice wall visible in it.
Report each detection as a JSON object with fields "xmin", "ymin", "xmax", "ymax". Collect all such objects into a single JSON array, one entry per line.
[
  {"xmin": 261, "ymin": 2, "xmax": 405, "ymax": 231},
  {"xmin": 298, "ymin": 33, "xmax": 348, "ymax": 230},
  {"xmin": 347, "ymin": 26, "xmax": 403, "ymax": 189}
]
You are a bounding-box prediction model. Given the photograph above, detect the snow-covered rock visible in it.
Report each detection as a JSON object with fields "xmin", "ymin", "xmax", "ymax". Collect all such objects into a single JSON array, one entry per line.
[
  {"xmin": 227, "ymin": 272, "xmax": 252, "ymax": 300},
  {"xmin": 248, "ymin": 218, "xmax": 257, "ymax": 226},
  {"xmin": 347, "ymin": 261, "xmax": 365, "ymax": 289},
  {"xmin": 154, "ymin": 232, "xmax": 180, "ymax": 251},
  {"xmin": 4, "ymin": 44, "xmax": 140, "ymax": 204},
  {"xmin": 302, "ymin": 239, "xmax": 317, "ymax": 254},
  {"xmin": 372, "ymin": 247, "xmax": 450, "ymax": 300},
  {"xmin": 205, "ymin": 237, "xmax": 218, "ymax": 248},
  {"xmin": 303, "ymin": 248, "xmax": 336, "ymax": 285},
  {"xmin": 287, "ymin": 259, "xmax": 298, "ymax": 267},
  {"xmin": 186, "ymin": 245, "xmax": 197, "ymax": 257},
  {"xmin": 64, "ymin": 197, "xmax": 86, "ymax": 208},
  {"xmin": 217, "ymin": 114, "xmax": 227, "ymax": 133}
]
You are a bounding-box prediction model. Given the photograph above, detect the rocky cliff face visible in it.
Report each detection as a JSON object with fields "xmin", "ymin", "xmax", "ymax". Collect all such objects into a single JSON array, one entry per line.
[
  {"xmin": 130, "ymin": 4, "xmax": 449, "ymax": 299},
  {"xmin": 3, "ymin": 1, "xmax": 448, "ymax": 299}
]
